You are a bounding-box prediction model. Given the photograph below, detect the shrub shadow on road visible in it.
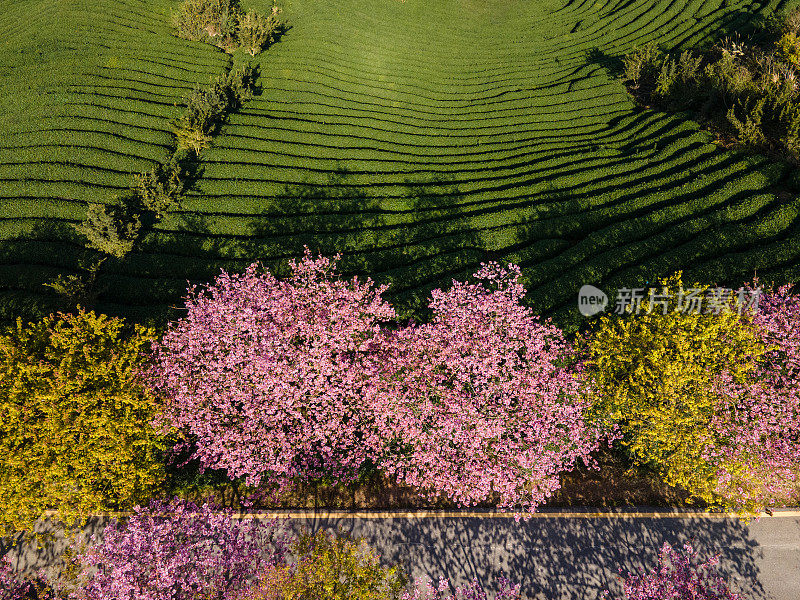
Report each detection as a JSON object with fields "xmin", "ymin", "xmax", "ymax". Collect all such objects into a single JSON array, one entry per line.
[{"xmin": 288, "ymin": 512, "xmax": 768, "ymax": 600}]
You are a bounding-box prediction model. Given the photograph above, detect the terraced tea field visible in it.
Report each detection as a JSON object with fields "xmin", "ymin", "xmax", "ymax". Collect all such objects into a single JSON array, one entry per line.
[{"xmin": 1, "ymin": 0, "xmax": 798, "ymax": 329}]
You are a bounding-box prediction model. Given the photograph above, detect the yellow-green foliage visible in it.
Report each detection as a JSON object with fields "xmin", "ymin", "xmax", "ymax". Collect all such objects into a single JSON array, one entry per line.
[
  {"xmin": 238, "ymin": 6, "xmax": 282, "ymax": 56},
  {"xmin": 622, "ymin": 42, "xmax": 663, "ymax": 87},
  {"xmin": 173, "ymin": 0, "xmax": 241, "ymax": 43},
  {"xmin": 0, "ymin": 309, "xmax": 171, "ymax": 537},
  {"xmin": 777, "ymin": 31, "xmax": 800, "ymax": 66},
  {"xmin": 174, "ymin": 123, "xmax": 213, "ymax": 154},
  {"xmin": 584, "ymin": 273, "xmax": 767, "ymax": 509},
  {"xmin": 240, "ymin": 530, "xmax": 406, "ymax": 600}
]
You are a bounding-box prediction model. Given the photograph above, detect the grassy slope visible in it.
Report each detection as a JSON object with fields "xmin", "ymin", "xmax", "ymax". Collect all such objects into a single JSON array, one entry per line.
[
  {"xmin": 0, "ymin": 0, "xmax": 227, "ymax": 321},
  {"xmin": 1, "ymin": 0, "xmax": 798, "ymax": 329}
]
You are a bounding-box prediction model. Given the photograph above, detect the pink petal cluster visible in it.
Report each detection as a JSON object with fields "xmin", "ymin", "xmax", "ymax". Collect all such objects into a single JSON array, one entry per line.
[
  {"xmin": 148, "ymin": 248, "xmax": 395, "ymax": 487},
  {"xmin": 706, "ymin": 283, "xmax": 800, "ymax": 508},
  {"xmin": 367, "ymin": 262, "xmax": 607, "ymax": 513},
  {"xmin": 0, "ymin": 556, "xmax": 30, "ymax": 600},
  {"xmin": 75, "ymin": 498, "xmax": 289, "ymax": 600},
  {"xmin": 613, "ymin": 542, "xmax": 741, "ymax": 600},
  {"xmin": 401, "ymin": 576, "xmax": 520, "ymax": 600}
]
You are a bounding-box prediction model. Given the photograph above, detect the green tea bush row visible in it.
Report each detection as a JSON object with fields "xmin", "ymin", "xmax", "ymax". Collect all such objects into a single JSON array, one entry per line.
[
  {"xmin": 622, "ymin": 6, "xmax": 800, "ymax": 161},
  {"xmin": 66, "ymin": 64, "xmax": 256, "ymax": 300},
  {"xmin": 173, "ymin": 64, "xmax": 257, "ymax": 154},
  {"xmin": 173, "ymin": 0, "xmax": 283, "ymax": 56}
]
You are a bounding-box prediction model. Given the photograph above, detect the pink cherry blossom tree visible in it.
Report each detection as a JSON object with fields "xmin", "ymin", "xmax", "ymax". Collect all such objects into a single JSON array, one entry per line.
[
  {"xmin": 75, "ymin": 498, "xmax": 290, "ymax": 600},
  {"xmin": 706, "ymin": 282, "xmax": 800, "ymax": 510},
  {"xmin": 147, "ymin": 251, "xmax": 610, "ymax": 511},
  {"xmin": 146, "ymin": 248, "xmax": 395, "ymax": 488},
  {"xmin": 366, "ymin": 262, "xmax": 610, "ymax": 514},
  {"xmin": 0, "ymin": 556, "xmax": 30, "ymax": 600}
]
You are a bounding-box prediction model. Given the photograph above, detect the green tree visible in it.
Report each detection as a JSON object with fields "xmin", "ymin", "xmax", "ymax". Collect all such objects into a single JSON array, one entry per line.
[
  {"xmin": 173, "ymin": 0, "xmax": 242, "ymax": 44},
  {"xmin": 43, "ymin": 258, "xmax": 106, "ymax": 309},
  {"xmin": 133, "ymin": 161, "xmax": 185, "ymax": 220},
  {"xmin": 776, "ymin": 31, "xmax": 800, "ymax": 66},
  {"xmin": 238, "ymin": 5, "xmax": 282, "ymax": 56},
  {"xmin": 72, "ymin": 199, "xmax": 141, "ymax": 259}
]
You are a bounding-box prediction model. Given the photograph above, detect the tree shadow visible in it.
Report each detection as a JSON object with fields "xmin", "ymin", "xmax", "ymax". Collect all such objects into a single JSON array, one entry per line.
[
  {"xmin": 0, "ymin": 220, "xmax": 97, "ymax": 327},
  {"xmin": 585, "ymin": 47, "xmax": 625, "ymax": 79},
  {"xmin": 156, "ymin": 168, "xmax": 489, "ymax": 323},
  {"xmin": 3, "ymin": 512, "xmax": 781, "ymax": 600},
  {"xmin": 0, "ymin": 516, "xmax": 113, "ymax": 583},
  {"xmin": 265, "ymin": 23, "xmax": 291, "ymax": 52},
  {"xmin": 284, "ymin": 513, "xmax": 772, "ymax": 600}
]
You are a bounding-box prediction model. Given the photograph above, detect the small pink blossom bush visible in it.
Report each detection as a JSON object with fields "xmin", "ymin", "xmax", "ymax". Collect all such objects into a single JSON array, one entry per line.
[
  {"xmin": 707, "ymin": 282, "xmax": 800, "ymax": 511},
  {"xmin": 74, "ymin": 498, "xmax": 290, "ymax": 600},
  {"xmin": 367, "ymin": 262, "xmax": 609, "ymax": 514},
  {"xmin": 402, "ymin": 576, "xmax": 520, "ymax": 600},
  {"xmin": 610, "ymin": 542, "xmax": 741, "ymax": 600},
  {"xmin": 147, "ymin": 248, "xmax": 395, "ymax": 487},
  {"xmin": 0, "ymin": 556, "xmax": 30, "ymax": 600}
]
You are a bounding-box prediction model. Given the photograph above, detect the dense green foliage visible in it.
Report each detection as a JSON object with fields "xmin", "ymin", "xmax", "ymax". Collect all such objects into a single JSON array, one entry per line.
[
  {"xmin": 623, "ymin": 6, "xmax": 800, "ymax": 161},
  {"xmin": 133, "ymin": 157, "xmax": 187, "ymax": 220},
  {"xmin": 174, "ymin": 0, "xmax": 242, "ymax": 46},
  {"xmin": 173, "ymin": 0, "xmax": 283, "ymax": 55},
  {"xmin": 0, "ymin": 0, "xmax": 798, "ymax": 331},
  {"xmin": 173, "ymin": 64, "xmax": 257, "ymax": 153},
  {"xmin": 73, "ymin": 200, "xmax": 142, "ymax": 259},
  {"xmin": 0, "ymin": 310, "xmax": 172, "ymax": 538},
  {"xmin": 238, "ymin": 7, "xmax": 283, "ymax": 56}
]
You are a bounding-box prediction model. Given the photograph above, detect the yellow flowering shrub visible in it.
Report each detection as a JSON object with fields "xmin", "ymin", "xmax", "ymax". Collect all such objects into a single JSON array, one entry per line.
[
  {"xmin": 583, "ymin": 273, "xmax": 767, "ymax": 510},
  {"xmin": 0, "ymin": 309, "xmax": 171, "ymax": 537}
]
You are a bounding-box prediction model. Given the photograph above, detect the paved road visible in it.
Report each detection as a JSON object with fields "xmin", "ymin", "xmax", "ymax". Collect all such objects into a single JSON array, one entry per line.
[{"xmin": 3, "ymin": 509, "xmax": 799, "ymax": 599}]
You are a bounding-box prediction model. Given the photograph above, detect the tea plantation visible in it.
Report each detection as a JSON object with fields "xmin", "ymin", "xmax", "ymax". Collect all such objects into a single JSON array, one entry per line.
[{"xmin": 1, "ymin": 0, "xmax": 798, "ymax": 330}]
